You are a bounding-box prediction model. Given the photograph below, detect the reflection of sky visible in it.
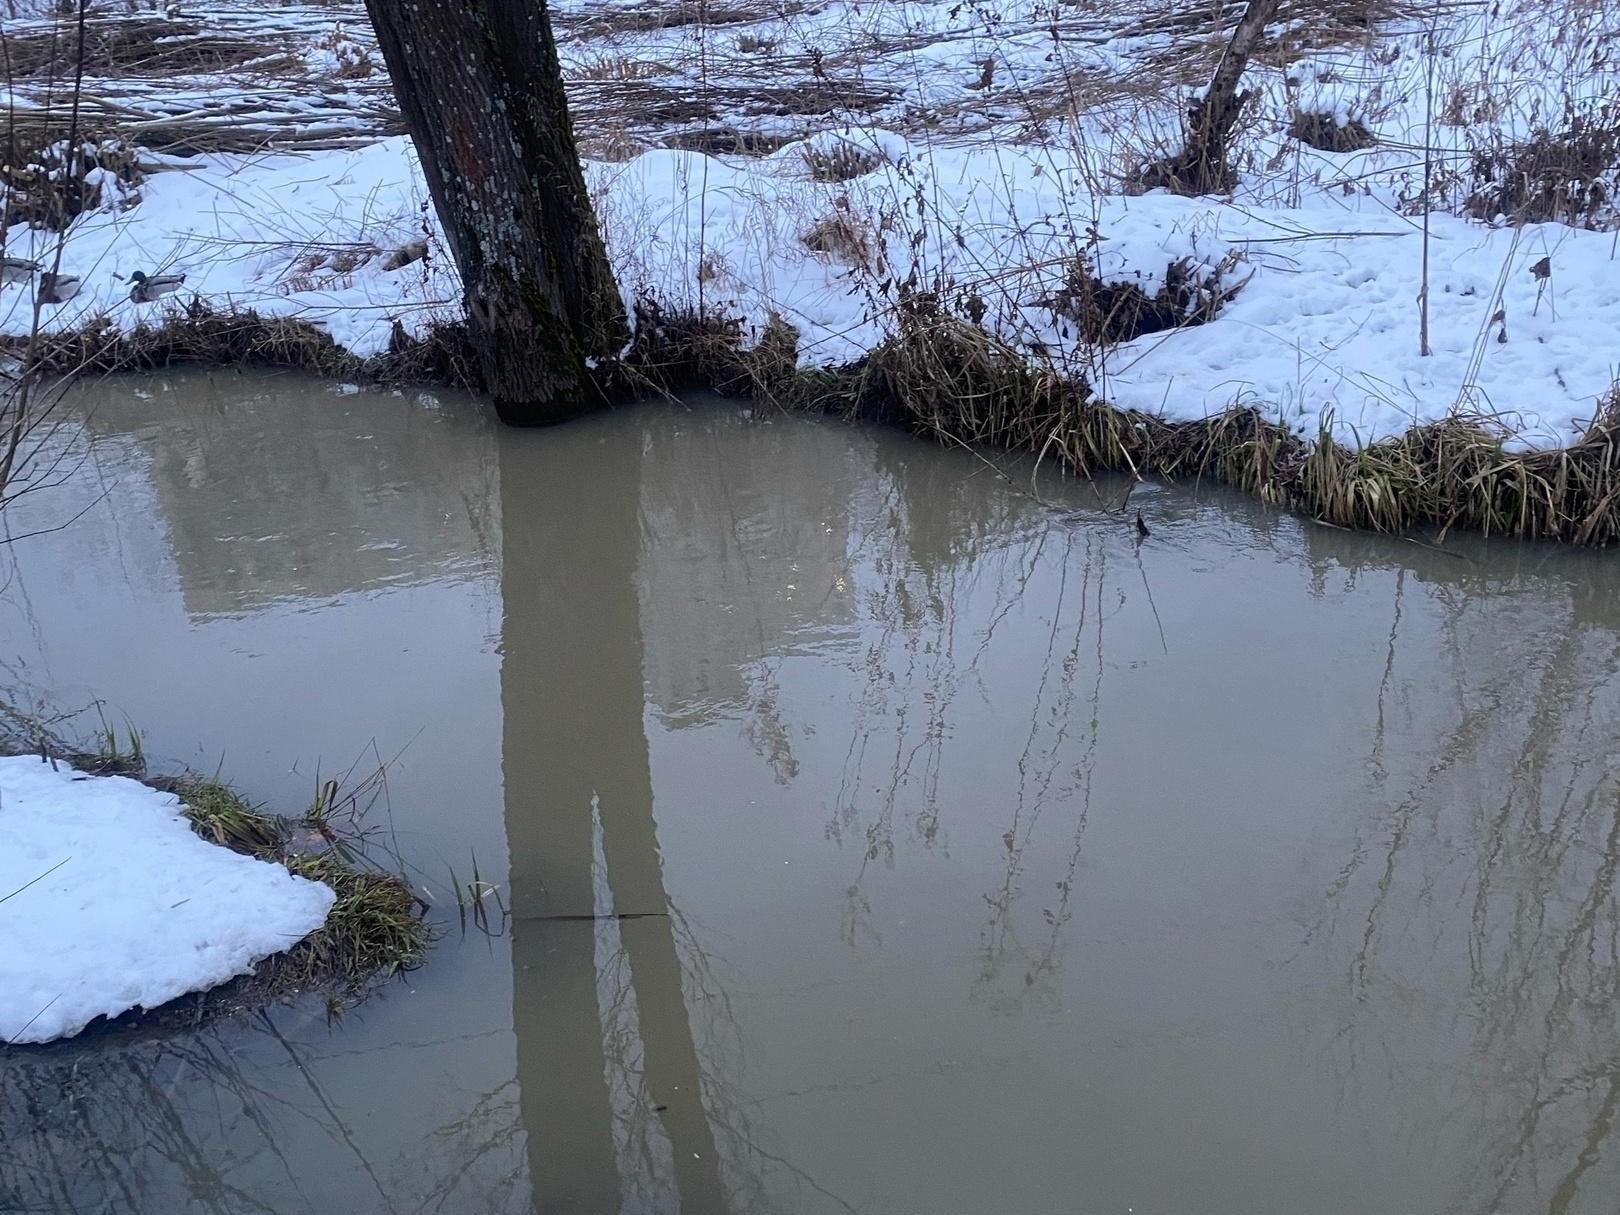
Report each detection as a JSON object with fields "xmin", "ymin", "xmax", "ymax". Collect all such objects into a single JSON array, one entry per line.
[
  {"xmin": 5, "ymin": 374, "xmax": 1620, "ymax": 1214},
  {"xmin": 635, "ymin": 412, "xmax": 865, "ymax": 731},
  {"xmin": 76, "ymin": 374, "xmax": 499, "ymax": 619},
  {"xmin": 3, "ymin": 381, "xmax": 506, "ymax": 874}
]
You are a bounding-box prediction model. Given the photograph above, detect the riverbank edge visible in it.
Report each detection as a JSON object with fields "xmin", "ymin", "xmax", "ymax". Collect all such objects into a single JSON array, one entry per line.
[
  {"xmin": 0, "ymin": 733, "xmax": 430, "ymax": 1047},
  {"xmin": 21, "ymin": 300, "xmax": 1620, "ymax": 546}
]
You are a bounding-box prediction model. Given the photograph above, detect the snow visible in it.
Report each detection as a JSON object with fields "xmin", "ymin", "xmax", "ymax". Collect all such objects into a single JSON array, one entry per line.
[
  {"xmin": 0, "ymin": 756, "xmax": 334, "ymax": 1045},
  {"xmin": 0, "ymin": 139, "xmax": 457, "ymax": 357},
  {"xmin": 1, "ymin": 0, "xmax": 1617, "ymax": 449}
]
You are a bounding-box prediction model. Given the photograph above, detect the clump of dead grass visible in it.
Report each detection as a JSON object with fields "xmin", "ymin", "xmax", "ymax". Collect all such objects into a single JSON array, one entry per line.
[
  {"xmin": 8, "ymin": 305, "xmax": 481, "ymax": 392},
  {"xmin": 803, "ymin": 141, "xmax": 884, "ymax": 182},
  {"xmin": 3, "ymin": 138, "xmax": 144, "ymax": 230},
  {"xmin": 1288, "ymin": 108, "xmax": 1376, "ymax": 152},
  {"xmin": 309, "ymin": 24, "xmax": 377, "ymax": 80},
  {"xmin": 615, "ymin": 298, "xmax": 803, "ymax": 402},
  {"xmin": 571, "ymin": 52, "xmax": 669, "ymax": 82},
  {"xmin": 578, "ymin": 120, "xmax": 652, "ymax": 162},
  {"xmin": 1465, "ymin": 103, "xmax": 1620, "ymax": 227},
  {"xmin": 1041, "ymin": 255, "xmax": 1249, "ymax": 345},
  {"xmin": 155, "ymin": 775, "xmax": 282, "ymax": 855},
  {"xmin": 280, "ymin": 855, "xmax": 427, "ymax": 986},
  {"xmin": 852, "ymin": 296, "xmax": 1084, "ymax": 448},
  {"xmin": 801, "ymin": 208, "xmax": 878, "ymax": 269},
  {"xmin": 660, "ymin": 126, "xmax": 795, "ymax": 155}
]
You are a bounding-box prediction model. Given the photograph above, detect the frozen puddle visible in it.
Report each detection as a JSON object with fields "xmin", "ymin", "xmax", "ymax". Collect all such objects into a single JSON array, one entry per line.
[{"xmin": 0, "ymin": 756, "xmax": 334, "ymax": 1044}]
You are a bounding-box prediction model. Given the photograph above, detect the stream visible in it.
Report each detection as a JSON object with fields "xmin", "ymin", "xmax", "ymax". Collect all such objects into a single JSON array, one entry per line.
[{"xmin": 3, "ymin": 370, "xmax": 1619, "ymax": 1214}]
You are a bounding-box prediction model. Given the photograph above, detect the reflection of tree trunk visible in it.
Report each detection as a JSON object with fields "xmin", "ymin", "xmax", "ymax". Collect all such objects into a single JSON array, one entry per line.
[
  {"xmin": 499, "ymin": 421, "xmax": 727, "ymax": 1213},
  {"xmin": 615, "ymin": 914, "xmax": 727, "ymax": 1208},
  {"xmin": 512, "ymin": 921, "xmax": 619, "ymax": 1214}
]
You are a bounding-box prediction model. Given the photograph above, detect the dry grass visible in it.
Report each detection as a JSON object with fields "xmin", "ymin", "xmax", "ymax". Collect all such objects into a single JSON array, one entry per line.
[
  {"xmin": 154, "ymin": 775, "xmax": 282, "ymax": 855},
  {"xmin": 571, "ymin": 52, "xmax": 670, "ymax": 82},
  {"xmin": 560, "ymin": 0, "xmax": 805, "ymax": 38},
  {"xmin": 2, "ymin": 137, "xmax": 143, "ymax": 230},
  {"xmin": 660, "ymin": 125, "xmax": 796, "ymax": 154},
  {"xmin": 278, "ymin": 854, "xmax": 427, "ymax": 987},
  {"xmin": 1288, "ymin": 108, "xmax": 1377, "ymax": 152},
  {"xmin": 1041, "ymin": 255, "xmax": 1248, "ymax": 345},
  {"xmin": 0, "ymin": 13, "xmax": 283, "ymax": 78},
  {"xmin": 7, "ymin": 305, "xmax": 481, "ymax": 391},
  {"xmin": 0, "ymin": 8, "xmax": 398, "ymax": 154},
  {"xmin": 1465, "ymin": 104, "xmax": 1620, "ymax": 227},
  {"xmin": 615, "ymin": 298, "xmax": 802, "ymax": 401},
  {"xmin": 803, "ymin": 141, "xmax": 884, "ymax": 182},
  {"xmin": 801, "ymin": 208, "xmax": 876, "ymax": 269}
]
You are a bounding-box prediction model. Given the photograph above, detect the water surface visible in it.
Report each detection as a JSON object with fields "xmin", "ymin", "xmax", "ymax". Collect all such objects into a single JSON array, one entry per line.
[{"xmin": 3, "ymin": 370, "xmax": 1619, "ymax": 1214}]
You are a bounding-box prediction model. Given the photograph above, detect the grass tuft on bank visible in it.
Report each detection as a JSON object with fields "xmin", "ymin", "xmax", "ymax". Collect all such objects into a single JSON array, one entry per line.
[
  {"xmin": 280, "ymin": 854, "xmax": 427, "ymax": 986},
  {"xmin": 0, "ymin": 706, "xmax": 430, "ymax": 1040},
  {"xmin": 7, "ymin": 304, "xmax": 480, "ymax": 392}
]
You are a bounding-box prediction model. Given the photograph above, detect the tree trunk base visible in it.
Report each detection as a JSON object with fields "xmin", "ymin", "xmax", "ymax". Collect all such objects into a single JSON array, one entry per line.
[
  {"xmin": 1129, "ymin": 94, "xmax": 1249, "ymax": 197},
  {"xmin": 364, "ymin": 0, "xmax": 628, "ymax": 427}
]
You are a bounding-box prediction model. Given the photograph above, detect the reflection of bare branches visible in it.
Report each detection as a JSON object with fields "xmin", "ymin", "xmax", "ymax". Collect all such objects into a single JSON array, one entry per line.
[
  {"xmin": 259, "ymin": 1011, "xmax": 395, "ymax": 1210},
  {"xmin": 1, "ymin": 1023, "xmax": 315, "ymax": 1215},
  {"xmin": 1369, "ymin": 567, "xmax": 1405, "ymax": 786},
  {"xmin": 976, "ymin": 535, "xmax": 1104, "ymax": 1013},
  {"xmin": 828, "ymin": 462, "xmax": 1055, "ymax": 944},
  {"xmin": 740, "ymin": 658, "xmax": 801, "ymax": 785},
  {"xmin": 571, "ymin": 895, "xmax": 860, "ymax": 1215},
  {"xmin": 1307, "ymin": 572, "xmax": 1620, "ymax": 1214},
  {"xmin": 1545, "ymin": 1063, "xmax": 1620, "ymax": 1215},
  {"xmin": 668, "ymin": 906, "xmax": 862, "ymax": 1215},
  {"xmin": 0, "ymin": 1003, "xmax": 546, "ymax": 1215},
  {"xmin": 413, "ymin": 1080, "xmax": 526, "ymax": 1215}
]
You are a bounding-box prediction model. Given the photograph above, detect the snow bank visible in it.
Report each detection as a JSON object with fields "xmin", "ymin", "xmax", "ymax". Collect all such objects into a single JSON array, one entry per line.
[
  {"xmin": 1, "ymin": 0, "xmax": 1616, "ymax": 451},
  {"xmin": 596, "ymin": 142, "xmax": 1620, "ymax": 448},
  {"xmin": 8, "ymin": 132, "xmax": 1610, "ymax": 450},
  {"xmin": 0, "ymin": 756, "xmax": 334, "ymax": 1045},
  {"xmin": 0, "ymin": 139, "xmax": 457, "ymax": 358}
]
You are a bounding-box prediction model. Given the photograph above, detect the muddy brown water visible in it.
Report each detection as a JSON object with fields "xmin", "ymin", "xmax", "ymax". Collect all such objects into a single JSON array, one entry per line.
[{"xmin": 2, "ymin": 370, "xmax": 1620, "ymax": 1214}]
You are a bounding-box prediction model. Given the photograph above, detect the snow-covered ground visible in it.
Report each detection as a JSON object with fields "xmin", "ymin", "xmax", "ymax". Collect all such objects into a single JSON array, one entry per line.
[
  {"xmin": 2, "ymin": 0, "xmax": 1617, "ymax": 447},
  {"xmin": 0, "ymin": 755, "xmax": 334, "ymax": 1044}
]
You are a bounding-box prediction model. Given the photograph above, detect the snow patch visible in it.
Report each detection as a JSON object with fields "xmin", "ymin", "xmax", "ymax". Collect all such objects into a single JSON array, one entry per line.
[{"xmin": 0, "ymin": 756, "xmax": 335, "ymax": 1045}]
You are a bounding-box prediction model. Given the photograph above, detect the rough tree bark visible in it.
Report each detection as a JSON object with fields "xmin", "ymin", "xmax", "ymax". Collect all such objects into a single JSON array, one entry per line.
[
  {"xmin": 364, "ymin": 0, "xmax": 628, "ymax": 426},
  {"xmin": 1132, "ymin": 0, "xmax": 1281, "ymax": 196}
]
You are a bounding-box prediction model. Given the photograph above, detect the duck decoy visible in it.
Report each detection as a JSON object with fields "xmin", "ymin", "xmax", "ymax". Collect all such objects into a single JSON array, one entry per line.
[
  {"xmin": 1, "ymin": 256, "xmax": 41, "ymax": 283},
  {"xmin": 37, "ymin": 272, "xmax": 79, "ymax": 304},
  {"xmin": 128, "ymin": 270, "xmax": 186, "ymax": 303}
]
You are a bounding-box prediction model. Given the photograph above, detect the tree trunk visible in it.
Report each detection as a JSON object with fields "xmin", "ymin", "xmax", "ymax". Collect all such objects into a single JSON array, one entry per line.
[
  {"xmin": 1132, "ymin": 0, "xmax": 1280, "ymax": 196},
  {"xmin": 364, "ymin": 0, "xmax": 628, "ymax": 426}
]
